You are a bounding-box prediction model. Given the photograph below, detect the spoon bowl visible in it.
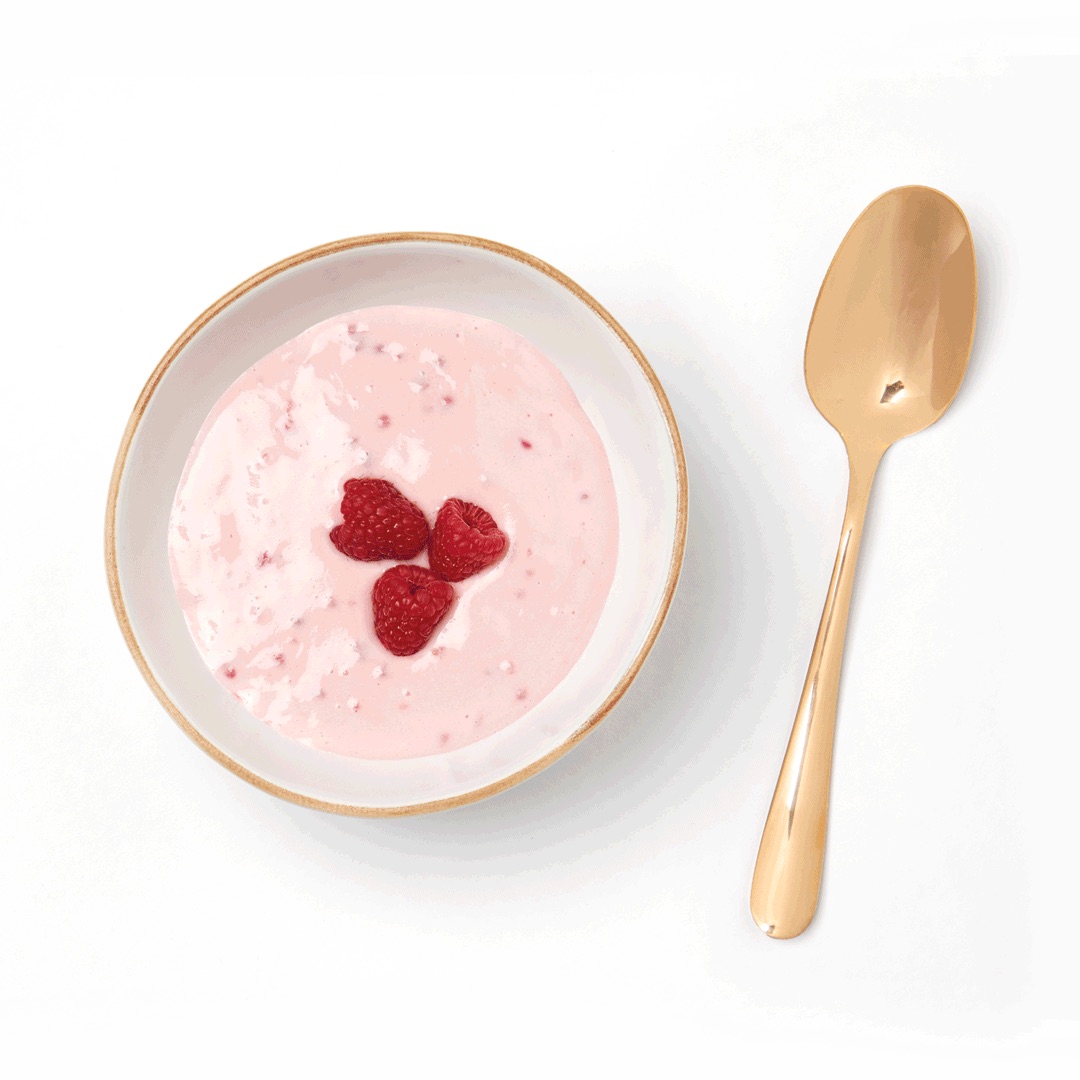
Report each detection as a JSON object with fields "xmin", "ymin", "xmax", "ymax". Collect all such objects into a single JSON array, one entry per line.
[
  {"xmin": 750, "ymin": 186, "xmax": 977, "ymax": 939},
  {"xmin": 805, "ymin": 187, "xmax": 977, "ymax": 451}
]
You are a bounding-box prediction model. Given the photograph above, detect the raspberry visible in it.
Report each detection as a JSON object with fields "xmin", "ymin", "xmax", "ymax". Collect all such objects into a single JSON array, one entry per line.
[
  {"xmin": 330, "ymin": 478, "xmax": 429, "ymax": 562},
  {"xmin": 428, "ymin": 498, "xmax": 508, "ymax": 582},
  {"xmin": 372, "ymin": 564, "xmax": 455, "ymax": 656}
]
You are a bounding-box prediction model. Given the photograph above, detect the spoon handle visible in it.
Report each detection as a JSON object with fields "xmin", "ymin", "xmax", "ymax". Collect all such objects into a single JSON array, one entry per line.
[{"xmin": 750, "ymin": 446, "xmax": 882, "ymax": 938}]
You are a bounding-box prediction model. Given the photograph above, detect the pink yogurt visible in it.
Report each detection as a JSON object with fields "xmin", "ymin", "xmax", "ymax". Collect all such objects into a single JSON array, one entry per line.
[{"xmin": 168, "ymin": 306, "xmax": 618, "ymax": 759}]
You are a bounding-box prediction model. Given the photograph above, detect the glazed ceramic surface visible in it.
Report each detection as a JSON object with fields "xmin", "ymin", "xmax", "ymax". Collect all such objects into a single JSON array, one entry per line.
[{"xmin": 107, "ymin": 234, "xmax": 686, "ymax": 814}]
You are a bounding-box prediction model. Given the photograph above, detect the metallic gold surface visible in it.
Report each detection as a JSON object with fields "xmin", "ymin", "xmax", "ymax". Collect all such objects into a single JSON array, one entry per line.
[{"xmin": 750, "ymin": 187, "xmax": 977, "ymax": 938}]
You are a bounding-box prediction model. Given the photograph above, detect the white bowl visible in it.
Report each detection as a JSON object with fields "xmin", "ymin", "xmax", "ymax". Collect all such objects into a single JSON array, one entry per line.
[{"xmin": 106, "ymin": 234, "xmax": 687, "ymax": 815}]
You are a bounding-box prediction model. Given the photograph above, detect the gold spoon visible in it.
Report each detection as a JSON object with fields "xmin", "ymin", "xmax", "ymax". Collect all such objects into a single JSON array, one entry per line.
[{"xmin": 750, "ymin": 185, "xmax": 978, "ymax": 939}]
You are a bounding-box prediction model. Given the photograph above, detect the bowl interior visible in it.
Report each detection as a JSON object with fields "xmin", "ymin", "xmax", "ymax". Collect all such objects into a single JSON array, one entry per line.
[{"xmin": 113, "ymin": 237, "xmax": 683, "ymax": 811}]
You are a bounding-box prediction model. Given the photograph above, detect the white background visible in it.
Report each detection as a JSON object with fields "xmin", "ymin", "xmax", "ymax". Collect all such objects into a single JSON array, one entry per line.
[{"xmin": 2, "ymin": 4, "xmax": 1079, "ymax": 1075}]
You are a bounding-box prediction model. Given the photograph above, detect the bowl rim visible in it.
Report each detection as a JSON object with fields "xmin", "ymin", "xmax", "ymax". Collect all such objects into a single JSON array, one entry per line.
[{"xmin": 104, "ymin": 231, "xmax": 688, "ymax": 816}]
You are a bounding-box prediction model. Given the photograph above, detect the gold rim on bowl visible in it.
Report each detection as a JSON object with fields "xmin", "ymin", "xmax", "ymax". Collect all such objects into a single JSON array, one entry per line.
[{"xmin": 104, "ymin": 232, "xmax": 689, "ymax": 816}]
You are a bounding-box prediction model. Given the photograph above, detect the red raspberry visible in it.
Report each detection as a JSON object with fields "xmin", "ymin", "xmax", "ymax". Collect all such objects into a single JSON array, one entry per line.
[
  {"xmin": 372, "ymin": 564, "xmax": 455, "ymax": 656},
  {"xmin": 428, "ymin": 498, "xmax": 508, "ymax": 582},
  {"xmin": 330, "ymin": 478, "xmax": 429, "ymax": 562}
]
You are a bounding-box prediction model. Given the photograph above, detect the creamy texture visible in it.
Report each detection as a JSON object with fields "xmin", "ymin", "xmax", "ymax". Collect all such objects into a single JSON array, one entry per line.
[{"xmin": 169, "ymin": 306, "xmax": 618, "ymax": 759}]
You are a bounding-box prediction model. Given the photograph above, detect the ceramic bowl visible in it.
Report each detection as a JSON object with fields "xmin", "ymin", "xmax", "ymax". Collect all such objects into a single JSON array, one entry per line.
[{"xmin": 106, "ymin": 234, "xmax": 686, "ymax": 814}]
